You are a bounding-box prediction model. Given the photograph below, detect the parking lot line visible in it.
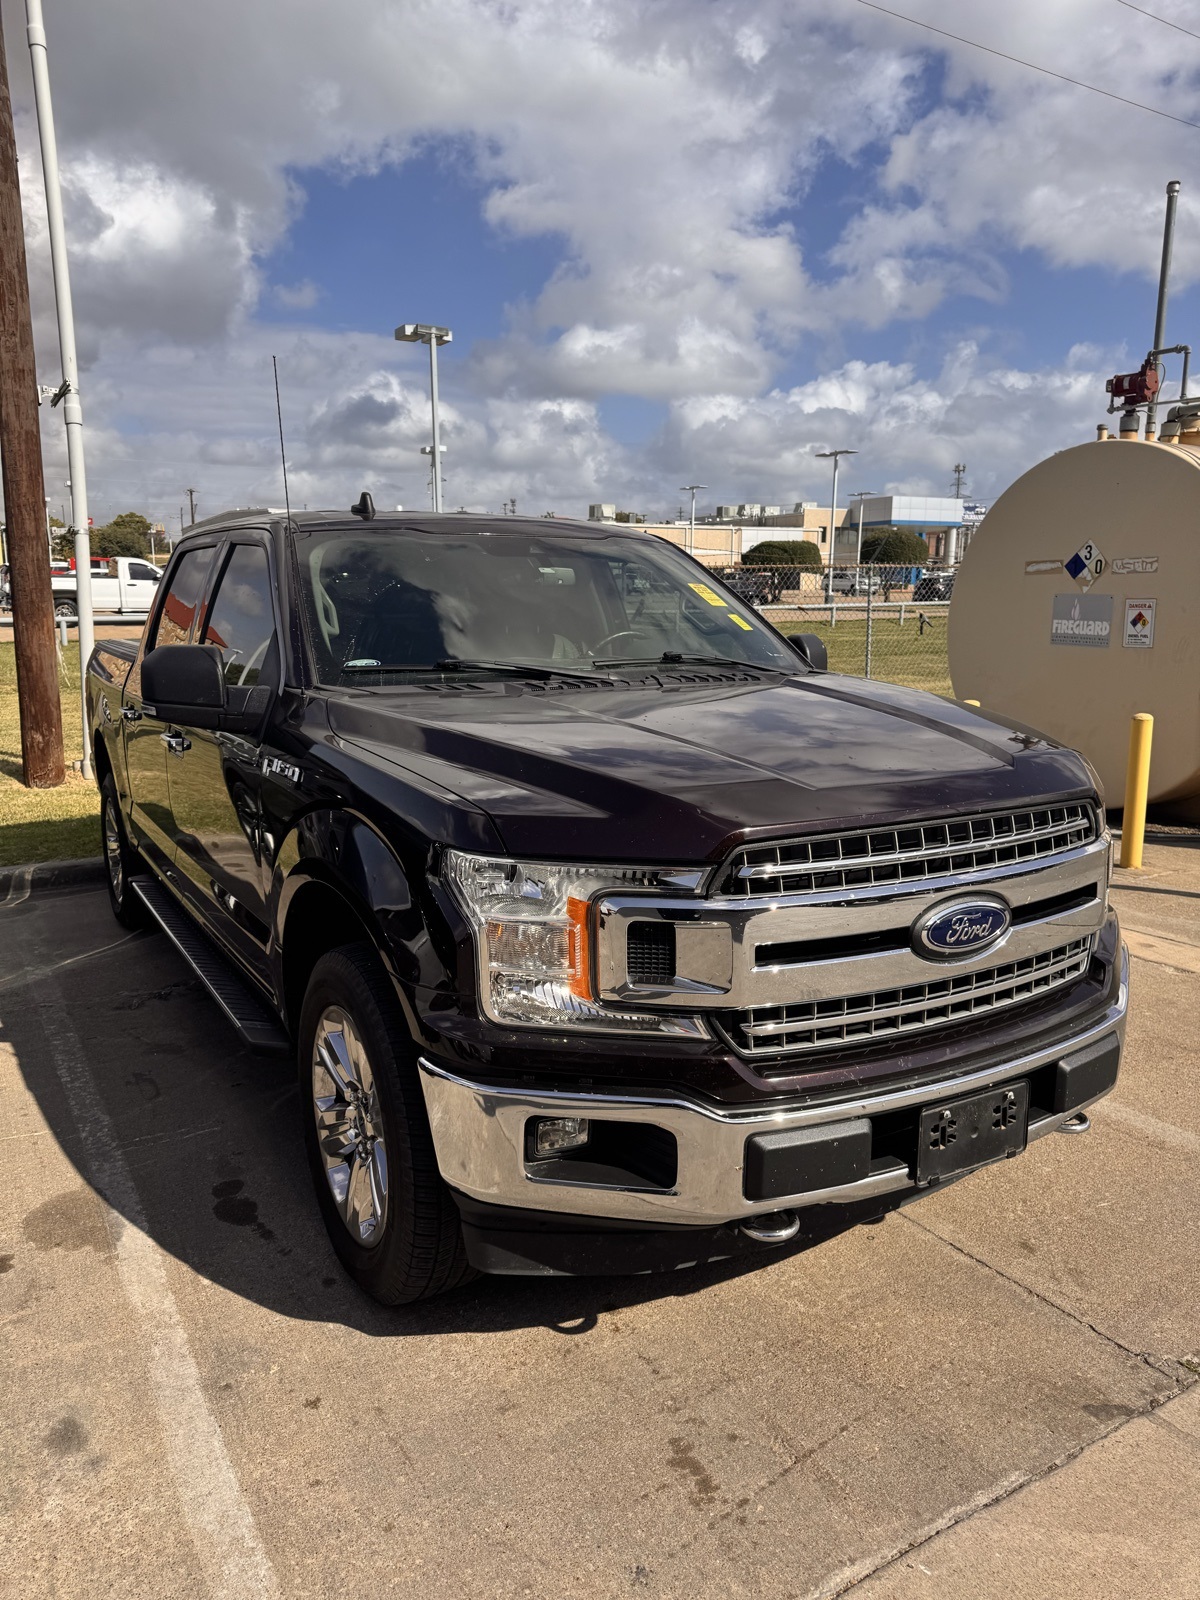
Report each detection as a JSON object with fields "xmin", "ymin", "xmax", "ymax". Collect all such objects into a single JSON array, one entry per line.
[{"xmin": 26, "ymin": 970, "xmax": 280, "ymax": 1598}]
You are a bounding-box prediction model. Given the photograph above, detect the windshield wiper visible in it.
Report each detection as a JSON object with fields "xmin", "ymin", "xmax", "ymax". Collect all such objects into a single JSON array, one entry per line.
[
  {"xmin": 598, "ymin": 653, "xmax": 792, "ymax": 672},
  {"xmin": 341, "ymin": 658, "xmax": 614, "ymax": 682}
]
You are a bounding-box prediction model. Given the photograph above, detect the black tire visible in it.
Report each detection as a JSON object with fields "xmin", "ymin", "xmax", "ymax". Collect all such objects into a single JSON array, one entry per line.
[
  {"xmin": 54, "ymin": 599, "xmax": 78, "ymax": 618},
  {"xmin": 100, "ymin": 773, "xmax": 147, "ymax": 929},
  {"xmin": 298, "ymin": 943, "xmax": 475, "ymax": 1305}
]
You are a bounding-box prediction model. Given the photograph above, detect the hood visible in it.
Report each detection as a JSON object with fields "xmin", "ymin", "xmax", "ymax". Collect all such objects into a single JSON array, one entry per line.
[{"xmin": 328, "ymin": 671, "xmax": 1094, "ymax": 861}]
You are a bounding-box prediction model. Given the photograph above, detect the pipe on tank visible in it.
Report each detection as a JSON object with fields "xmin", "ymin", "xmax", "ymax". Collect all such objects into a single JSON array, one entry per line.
[{"xmin": 1148, "ymin": 180, "xmax": 1181, "ymax": 438}]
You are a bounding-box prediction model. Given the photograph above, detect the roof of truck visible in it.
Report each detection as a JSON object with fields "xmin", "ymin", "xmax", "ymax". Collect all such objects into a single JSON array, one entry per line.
[{"xmin": 178, "ymin": 509, "xmax": 636, "ymax": 541}]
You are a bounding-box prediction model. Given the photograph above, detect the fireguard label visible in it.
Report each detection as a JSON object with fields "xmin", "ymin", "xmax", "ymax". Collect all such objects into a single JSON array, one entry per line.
[{"xmin": 1051, "ymin": 592, "xmax": 1113, "ymax": 647}]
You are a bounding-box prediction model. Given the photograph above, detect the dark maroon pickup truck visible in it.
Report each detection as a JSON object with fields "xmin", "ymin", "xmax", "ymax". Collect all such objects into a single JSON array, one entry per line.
[{"xmin": 86, "ymin": 507, "xmax": 1126, "ymax": 1304}]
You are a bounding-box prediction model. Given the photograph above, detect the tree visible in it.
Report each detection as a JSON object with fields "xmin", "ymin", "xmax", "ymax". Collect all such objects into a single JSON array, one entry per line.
[
  {"xmin": 743, "ymin": 539, "xmax": 823, "ymax": 568},
  {"xmin": 859, "ymin": 529, "xmax": 931, "ymax": 567},
  {"xmin": 93, "ymin": 511, "xmax": 152, "ymax": 558}
]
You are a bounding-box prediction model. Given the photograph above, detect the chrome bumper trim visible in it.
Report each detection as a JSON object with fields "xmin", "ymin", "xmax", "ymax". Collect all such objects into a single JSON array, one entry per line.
[{"xmin": 418, "ymin": 952, "xmax": 1127, "ymax": 1228}]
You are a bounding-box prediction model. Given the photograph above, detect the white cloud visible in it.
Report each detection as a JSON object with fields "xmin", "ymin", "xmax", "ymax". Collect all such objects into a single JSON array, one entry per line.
[{"xmin": 4, "ymin": 0, "xmax": 1197, "ymax": 524}]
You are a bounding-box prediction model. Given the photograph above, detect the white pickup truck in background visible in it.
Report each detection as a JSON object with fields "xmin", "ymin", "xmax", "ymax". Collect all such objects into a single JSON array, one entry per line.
[{"xmin": 51, "ymin": 556, "xmax": 161, "ymax": 617}]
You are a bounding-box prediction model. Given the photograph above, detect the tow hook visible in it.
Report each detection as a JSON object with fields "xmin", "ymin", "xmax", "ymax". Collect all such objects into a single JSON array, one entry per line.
[
  {"xmin": 1057, "ymin": 1112, "xmax": 1091, "ymax": 1135},
  {"xmin": 740, "ymin": 1210, "xmax": 801, "ymax": 1245}
]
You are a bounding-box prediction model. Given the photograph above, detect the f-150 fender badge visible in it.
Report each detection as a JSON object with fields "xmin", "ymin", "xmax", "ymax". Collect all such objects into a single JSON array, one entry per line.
[
  {"xmin": 912, "ymin": 896, "xmax": 1011, "ymax": 961},
  {"xmin": 262, "ymin": 756, "xmax": 301, "ymax": 784}
]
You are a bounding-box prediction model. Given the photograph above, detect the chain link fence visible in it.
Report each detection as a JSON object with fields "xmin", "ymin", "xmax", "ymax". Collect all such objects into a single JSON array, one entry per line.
[{"xmin": 714, "ymin": 564, "xmax": 956, "ymax": 697}]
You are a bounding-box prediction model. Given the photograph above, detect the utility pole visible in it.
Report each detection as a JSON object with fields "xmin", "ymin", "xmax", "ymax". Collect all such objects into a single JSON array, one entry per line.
[
  {"xmin": 186, "ymin": 487, "xmax": 197, "ymax": 525},
  {"xmin": 952, "ymin": 462, "xmax": 967, "ymax": 497},
  {"xmin": 0, "ymin": 11, "xmax": 63, "ymax": 786},
  {"xmin": 26, "ymin": 0, "xmax": 93, "ymax": 776}
]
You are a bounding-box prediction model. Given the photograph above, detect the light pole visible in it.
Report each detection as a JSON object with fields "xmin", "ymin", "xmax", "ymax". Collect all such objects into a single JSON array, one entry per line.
[
  {"xmin": 815, "ymin": 448, "xmax": 856, "ymax": 597},
  {"xmin": 849, "ymin": 490, "xmax": 878, "ymax": 568},
  {"xmin": 420, "ymin": 444, "xmax": 446, "ymax": 511},
  {"xmin": 26, "ymin": 0, "xmax": 93, "ymax": 775},
  {"xmin": 679, "ymin": 484, "xmax": 707, "ymax": 555},
  {"xmin": 395, "ymin": 323, "xmax": 452, "ymax": 512}
]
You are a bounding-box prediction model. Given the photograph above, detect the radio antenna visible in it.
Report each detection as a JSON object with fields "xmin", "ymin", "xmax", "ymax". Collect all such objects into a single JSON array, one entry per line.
[{"xmin": 272, "ymin": 355, "xmax": 293, "ymax": 524}]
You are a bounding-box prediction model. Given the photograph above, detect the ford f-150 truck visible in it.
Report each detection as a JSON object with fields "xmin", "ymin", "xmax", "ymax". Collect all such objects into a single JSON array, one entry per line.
[{"xmin": 86, "ymin": 506, "xmax": 1126, "ymax": 1304}]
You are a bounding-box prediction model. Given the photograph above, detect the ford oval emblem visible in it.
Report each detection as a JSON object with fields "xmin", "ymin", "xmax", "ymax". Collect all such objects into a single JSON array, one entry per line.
[{"xmin": 913, "ymin": 896, "xmax": 1011, "ymax": 961}]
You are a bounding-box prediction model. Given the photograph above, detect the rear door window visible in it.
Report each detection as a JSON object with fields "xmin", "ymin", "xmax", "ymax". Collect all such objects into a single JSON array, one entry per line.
[
  {"xmin": 151, "ymin": 547, "xmax": 215, "ymax": 648},
  {"xmin": 203, "ymin": 543, "xmax": 278, "ymax": 687}
]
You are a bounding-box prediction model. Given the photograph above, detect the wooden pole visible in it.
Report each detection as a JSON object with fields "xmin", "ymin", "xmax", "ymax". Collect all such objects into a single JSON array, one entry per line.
[{"xmin": 0, "ymin": 10, "xmax": 62, "ymax": 786}]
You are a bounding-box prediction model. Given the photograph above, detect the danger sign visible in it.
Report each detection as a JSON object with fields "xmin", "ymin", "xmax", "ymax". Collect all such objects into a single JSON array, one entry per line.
[{"xmin": 1122, "ymin": 597, "xmax": 1156, "ymax": 650}]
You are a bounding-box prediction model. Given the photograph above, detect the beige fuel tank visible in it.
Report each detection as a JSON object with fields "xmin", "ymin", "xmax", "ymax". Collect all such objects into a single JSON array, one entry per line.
[{"xmin": 949, "ymin": 435, "xmax": 1200, "ymax": 810}]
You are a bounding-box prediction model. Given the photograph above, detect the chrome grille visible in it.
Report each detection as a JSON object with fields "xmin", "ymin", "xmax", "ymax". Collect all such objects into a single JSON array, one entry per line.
[
  {"xmin": 723, "ymin": 803, "xmax": 1098, "ymax": 899},
  {"xmin": 723, "ymin": 938, "xmax": 1093, "ymax": 1058}
]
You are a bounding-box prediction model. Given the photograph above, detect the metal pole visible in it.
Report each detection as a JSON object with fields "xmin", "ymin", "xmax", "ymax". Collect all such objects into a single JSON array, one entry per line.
[
  {"xmin": 1149, "ymin": 180, "xmax": 1181, "ymax": 437},
  {"xmin": 689, "ymin": 487, "xmax": 696, "ymax": 555},
  {"xmin": 856, "ymin": 496, "xmax": 865, "ymax": 565},
  {"xmin": 825, "ymin": 454, "xmax": 839, "ymax": 600},
  {"xmin": 865, "ymin": 574, "xmax": 874, "ymax": 679},
  {"xmin": 26, "ymin": 0, "xmax": 93, "ymax": 777},
  {"xmin": 428, "ymin": 337, "xmax": 443, "ymax": 513},
  {"xmin": 0, "ymin": 9, "xmax": 62, "ymax": 786}
]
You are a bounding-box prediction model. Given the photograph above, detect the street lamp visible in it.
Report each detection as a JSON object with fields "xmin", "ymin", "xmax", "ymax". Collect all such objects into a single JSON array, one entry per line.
[
  {"xmin": 420, "ymin": 444, "xmax": 447, "ymax": 511},
  {"xmin": 815, "ymin": 448, "xmax": 857, "ymax": 596},
  {"xmin": 395, "ymin": 323, "xmax": 452, "ymax": 512},
  {"xmin": 679, "ymin": 484, "xmax": 707, "ymax": 556},
  {"xmin": 848, "ymin": 490, "xmax": 878, "ymax": 568}
]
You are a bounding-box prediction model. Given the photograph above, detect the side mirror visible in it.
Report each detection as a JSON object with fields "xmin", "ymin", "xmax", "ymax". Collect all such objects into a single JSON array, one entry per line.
[
  {"xmin": 794, "ymin": 633, "xmax": 828, "ymax": 673},
  {"xmin": 142, "ymin": 644, "xmax": 226, "ymax": 728},
  {"xmin": 142, "ymin": 644, "xmax": 274, "ymax": 733}
]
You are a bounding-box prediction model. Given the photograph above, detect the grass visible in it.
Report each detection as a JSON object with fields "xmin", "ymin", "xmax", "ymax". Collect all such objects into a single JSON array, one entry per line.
[
  {"xmin": 0, "ymin": 642, "xmax": 101, "ymax": 867},
  {"xmin": 778, "ymin": 611, "xmax": 952, "ymax": 698}
]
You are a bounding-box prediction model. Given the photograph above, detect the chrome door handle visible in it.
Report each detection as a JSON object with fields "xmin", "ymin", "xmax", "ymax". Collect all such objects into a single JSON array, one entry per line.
[
  {"xmin": 160, "ymin": 732, "xmax": 191, "ymax": 756},
  {"xmin": 121, "ymin": 706, "xmax": 142, "ymax": 722}
]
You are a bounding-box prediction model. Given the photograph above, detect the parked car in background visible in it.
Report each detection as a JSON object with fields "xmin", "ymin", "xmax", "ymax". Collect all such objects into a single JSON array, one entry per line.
[
  {"xmin": 51, "ymin": 556, "xmax": 161, "ymax": 617},
  {"xmin": 713, "ymin": 566, "xmax": 787, "ymax": 605},
  {"xmin": 828, "ymin": 567, "xmax": 882, "ymax": 595},
  {"xmin": 913, "ymin": 570, "xmax": 956, "ymax": 602}
]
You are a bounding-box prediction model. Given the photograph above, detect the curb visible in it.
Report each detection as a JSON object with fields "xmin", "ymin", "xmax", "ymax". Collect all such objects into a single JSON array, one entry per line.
[{"xmin": 0, "ymin": 857, "xmax": 107, "ymax": 896}]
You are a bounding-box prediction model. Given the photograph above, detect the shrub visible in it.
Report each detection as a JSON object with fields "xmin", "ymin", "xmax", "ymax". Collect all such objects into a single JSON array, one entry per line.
[{"xmin": 742, "ymin": 539, "xmax": 823, "ymax": 568}]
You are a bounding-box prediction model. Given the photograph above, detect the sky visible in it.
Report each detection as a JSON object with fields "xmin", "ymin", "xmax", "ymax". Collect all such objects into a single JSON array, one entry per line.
[{"xmin": 5, "ymin": 0, "xmax": 1200, "ymax": 530}]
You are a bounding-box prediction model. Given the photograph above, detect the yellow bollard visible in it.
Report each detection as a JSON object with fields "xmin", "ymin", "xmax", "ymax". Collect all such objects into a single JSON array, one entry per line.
[{"xmin": 1119, "ymin": 713, "xmax": 1154, "ymax": 870}]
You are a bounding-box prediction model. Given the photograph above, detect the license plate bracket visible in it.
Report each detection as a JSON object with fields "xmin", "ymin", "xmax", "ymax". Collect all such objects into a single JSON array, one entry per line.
[{"xmin": 916, "ymin": 1081, "xmax": 1029, "ymax": 1184}]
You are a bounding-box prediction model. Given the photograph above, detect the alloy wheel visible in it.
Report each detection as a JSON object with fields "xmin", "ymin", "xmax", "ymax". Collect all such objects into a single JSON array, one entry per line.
[
  {"xmin": 311, "ymin": 1006, "xmax": 390, "ymax": 1244},
  {"xmin": 103, "ymin": 796, "xmax": 124, "ymax": 901}
]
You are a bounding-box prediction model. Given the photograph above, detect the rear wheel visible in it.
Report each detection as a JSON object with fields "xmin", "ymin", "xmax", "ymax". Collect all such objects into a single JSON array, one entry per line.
[
  {"xmin": 298, "ymin": 943, "xmax": 474, "ymax": 1305},
  {"xmin": 53, "ymin": 598, "xmax": 78, "ymax": 618},
  {"xmin": 100, "ymin": 774, "xmax": 146, "ymax": 929}
]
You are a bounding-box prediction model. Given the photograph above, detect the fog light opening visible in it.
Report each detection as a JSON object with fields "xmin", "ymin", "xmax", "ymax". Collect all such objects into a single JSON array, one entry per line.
[{"xmin": 530, "ymin": 1116, "xmax": 591, "ymax": 1157}]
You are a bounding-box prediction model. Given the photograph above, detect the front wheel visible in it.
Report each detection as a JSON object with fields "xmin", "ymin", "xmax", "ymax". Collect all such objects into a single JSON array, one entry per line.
[
  {"xmin": 298, "ymin": 943, "xmax": 475, "ymax": 1305},
  {"xmin": 100, "ymin": 774, "xmax": 147, "ymax": 929}
]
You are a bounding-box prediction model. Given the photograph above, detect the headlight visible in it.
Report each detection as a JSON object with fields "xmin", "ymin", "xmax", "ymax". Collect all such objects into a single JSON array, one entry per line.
[{"xmin": 445, "ymin": 850, "xmax": 708, "ymax": 1037}]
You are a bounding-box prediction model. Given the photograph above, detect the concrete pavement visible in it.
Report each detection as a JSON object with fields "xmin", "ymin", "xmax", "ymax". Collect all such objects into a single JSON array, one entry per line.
[{"xmin": 1, "ymin": 839, "xmax": 1198, "ymax": 1598}]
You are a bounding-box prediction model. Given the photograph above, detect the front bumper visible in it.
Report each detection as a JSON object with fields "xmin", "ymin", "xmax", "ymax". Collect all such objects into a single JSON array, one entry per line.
[{"xmin": 418, "ymin": 947, "xmax": 1128, "ymax": 1230}]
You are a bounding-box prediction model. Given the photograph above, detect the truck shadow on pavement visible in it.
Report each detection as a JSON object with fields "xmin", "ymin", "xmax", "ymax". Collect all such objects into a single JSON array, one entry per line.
[{"xmin": 2, "ymin": 888, "xmax": 881, "ymax": 1340}]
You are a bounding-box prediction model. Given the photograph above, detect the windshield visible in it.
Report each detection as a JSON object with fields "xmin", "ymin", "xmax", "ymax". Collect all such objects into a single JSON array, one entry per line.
[{"xmin": 294, "ymin": 528, "xmax": 801, "ymax": 682}]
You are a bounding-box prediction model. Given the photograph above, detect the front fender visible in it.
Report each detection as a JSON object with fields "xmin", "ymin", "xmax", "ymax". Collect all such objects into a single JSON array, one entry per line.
[{"xmin": 272, "ymin": 809, "xmax": 444, "ymax": 990}]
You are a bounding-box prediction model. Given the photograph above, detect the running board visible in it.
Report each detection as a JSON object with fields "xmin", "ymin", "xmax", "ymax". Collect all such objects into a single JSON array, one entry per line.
[{"xmin": 132, "ymin": 877, "xmax": 291, "ymax": 1055}]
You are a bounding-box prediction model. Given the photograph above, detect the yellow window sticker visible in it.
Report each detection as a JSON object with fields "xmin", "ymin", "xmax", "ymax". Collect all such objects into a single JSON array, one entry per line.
[
  {"xmin": 728, "ymin": 613, "xmax": 753, "ymax": 630},
  {"xmin": 688, "ymin": 581, "xmax": 727, "ymax": 607}
]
